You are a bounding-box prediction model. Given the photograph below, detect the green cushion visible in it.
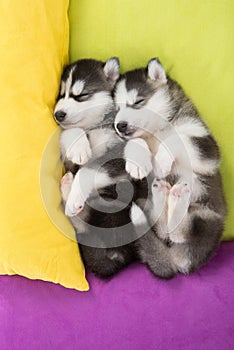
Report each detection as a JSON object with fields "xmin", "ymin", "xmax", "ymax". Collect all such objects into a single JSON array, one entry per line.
[{"xmin": 69, "ymin": 0, "xmax": 234, "ymax": 240}]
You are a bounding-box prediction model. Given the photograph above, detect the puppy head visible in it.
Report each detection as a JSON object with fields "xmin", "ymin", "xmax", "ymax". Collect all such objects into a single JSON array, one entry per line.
[
  {"xmin": 54, "ymin": 58, "xmax": 120, "ymax": 129},
  {"xmin": 114, "ymin": 58, "xmax": 171, "ymax": 139}
]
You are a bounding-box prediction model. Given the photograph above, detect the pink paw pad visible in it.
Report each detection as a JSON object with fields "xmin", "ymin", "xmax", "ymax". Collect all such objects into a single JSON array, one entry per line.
[
  {"xmin": 74, "ymin": 204, "xmax": 84, "ymax": 212},
  {"xmin": 60, "ymin": 172, "xmax": 74, "ymax": 201},
  {"xmin": 170, "ymin": 182, "xmax": 190, "ymax": 198},
  {"xmin": 61, "ymin": 172, "xmax": 73, "ymax": 186},
  {"xmin": 152, "ymin": 179, "xmax": 171, "ymax": 193}
]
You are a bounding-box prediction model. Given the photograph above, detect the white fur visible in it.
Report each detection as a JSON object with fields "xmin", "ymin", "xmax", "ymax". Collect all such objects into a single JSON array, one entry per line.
[
  {"xmin": 57, "ymin": 60, "xmax": 121, "ymax": 219},
  {"xmin": 146, "ymin": 88, "xmax": 172, "ymax": 122},
  {"xmin": 176, "ymin": 133, "xmax": 219, "ymax": 175},
  {"xmin": 55, "ymin": 91, "xmax": 112, "ymax": 130},
  {"xmin": 174, "ymin": 117, "xmax": 208, "ymax": 138},
  {"xmin": 167, "ymin": 182, "xmax": 191, "ymax": 238},
  {"xmin": 114, "ymin": 79, "xmax": 128, "ymax": 106},
  {"xmin": 65, "ymin": 168, "xmax": 115, "ymax": 217},
  {"xmin": 88, "ymin": 128, "xmax": 122, "ymax": 159},
  {"xmin": 115, "ymin": 85, "xmax": 171, "ymax": 138},
  {"xmin": 61, "ymin": 172, "xmax": 73, "ymax": 201},
  {"xmin": 114, "ymin": 80, "xmax": 218, "ymax": 181},
  {"xmin": 113, "ymin": 64, "xmax": 223, "ymax": 265},
  {"xmin": 72, "ymin": 80, "xmax": 85, "ymax": 96},
  {"xmin": 65, "ymin": 67, "xmax": 75, "ymax": 98},
  {"xmin": 126, "ymin": 88, "xmax": 139, "ymax": 105},
  {"xmin": 168, "ymin": 118, "xmax": 219, "ymax": 175},
  {"xmin": 60, "ymin": 81, "xmax": 66, "ymax": 96},
  {"xmin": 172, "ymin": 251, "xmax": 192, "ymax": 274},
  {"xmin": 130, "ymin": 203, "xmax": 148, "ymax": 227},
  {"xmin": 66, "ymin": 134, "xmax": 92, "ymax": 165},
  {"xmin": 60, "ymin": 128, "xmax": 85, "ymax": 156},
  {"xmin": 148, "ymin": 116, "xmax": 219, "ymax": 180},
  {"xmin": 150, "ymin": 179, "xmax": 170, "ymax": 231},
  {"xmin": 190, "ymin": 173, "xmax": 207, "ymax": 202},
  {"xmin": 124, "ymin": 138, "xmax": 153, "ymax": 179},
  {"xmin": 114, "ymin": 80, "xmax": 141, "ymax": 108},
  {"xmin": 154, "ymin": 142, "xmax": 174, "ymax": 178},
  {"xmin": 115, "ymin": 78, "xmax": 171, "ymax": 124},
  {"xmin": 60, "ymin": 128, "xmax": 92, "ymax": 165}
]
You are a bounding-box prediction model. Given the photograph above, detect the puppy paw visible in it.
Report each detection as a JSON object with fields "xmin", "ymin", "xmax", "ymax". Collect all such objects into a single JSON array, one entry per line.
[
  {"xmin": 61, "ymin": 172, "xmax": 73, "ymax": 201},
  {"xmin": 169, "ymin": 181, "xmax": 191, "ymax": 199},
  {"xmin": 154, "ymin": 143, "xmax": 174, "ymax": 178},
  {"xmin": 65, "ymin": 181, "xmax": 86, "ymax": 217},
  {"xmin": 150, "ymin": 179, "xmax": 171, "ymax": 225},
  {"xmin": 124, "ymin": 138, "xmax": 153, "ymax": 180},
  {"xmin": 167, "ymin": 181, "xmax": 191, "ymax": 241},
  {"xmin": 65, "ymin": 193, "xmax": 85, "ymax": 217},
  {"xmin": 126, "ymin": 157, "xmax": 152, "ymax": 180},
  {"xmin": 152, "ymin": 179, "xmax": 171, "ymax": 194},
  {"xmin": 66, "ymin": 137, "xmax": 92, "ymax": 165}
]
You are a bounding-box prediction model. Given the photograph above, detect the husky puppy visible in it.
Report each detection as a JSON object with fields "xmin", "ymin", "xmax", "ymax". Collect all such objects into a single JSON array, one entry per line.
[
  {"xmin": 55, "ymin": 58, "xmax": 152, "ymax": 218},
  {"xmin": 114, "ymin": 58, "xmax": 226, "ymax": 276},
  {"xmin": 54, "ymin": 58, "xmax": 151, "ymax": 278}
]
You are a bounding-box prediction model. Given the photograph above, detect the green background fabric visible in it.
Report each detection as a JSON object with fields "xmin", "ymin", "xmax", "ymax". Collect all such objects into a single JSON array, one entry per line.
[{"xmin": 69, "ymin": 0, "xmax": 234, "ymax": 240}]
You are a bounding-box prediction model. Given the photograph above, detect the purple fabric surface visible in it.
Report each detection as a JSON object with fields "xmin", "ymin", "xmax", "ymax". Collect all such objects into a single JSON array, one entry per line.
[{"xmin": 0, "ymin": 243, "xmax": 234, "ymax": 350}]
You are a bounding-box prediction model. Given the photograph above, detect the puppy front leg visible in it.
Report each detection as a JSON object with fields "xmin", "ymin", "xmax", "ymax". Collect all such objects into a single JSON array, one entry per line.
[
  {"xmin": 60, "ymin": 128, "xmax": 92, "ymax": 165},
  {"xmin": 124, "ymin": 138, "xmax": 152, "ymax": 180},
  {"xmin": 153, "ymin": 142, "xmax": 174, "ymax": 179},
  {"xmin": 65, "ymin": 167, "xmax": 116, "ymax": 217}
]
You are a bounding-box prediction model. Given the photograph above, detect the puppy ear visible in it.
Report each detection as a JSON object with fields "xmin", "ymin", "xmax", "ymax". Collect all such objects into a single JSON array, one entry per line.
[
  {"xmin": 103, "ymin": 57, "xmax": 120, "ymax": 86},
  {"xmin": 147, "ymin": 58, "xmax": 167, "ymax": 83}
]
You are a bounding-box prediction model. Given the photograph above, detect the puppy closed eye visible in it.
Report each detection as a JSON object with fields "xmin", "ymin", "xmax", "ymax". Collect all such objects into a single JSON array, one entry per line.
[
  {"xmin": 133, "ymin": 98, "xmax": 145, "ymax": 108},
  {"xmin": 70, "ymin": 93, "xmax": 91, "ymax": 102}
]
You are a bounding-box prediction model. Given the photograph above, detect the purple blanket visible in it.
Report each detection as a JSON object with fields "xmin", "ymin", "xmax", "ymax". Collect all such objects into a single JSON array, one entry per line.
[{"xmin": 1, "ymin": 242, "xmax": 234, "ymax": 350}]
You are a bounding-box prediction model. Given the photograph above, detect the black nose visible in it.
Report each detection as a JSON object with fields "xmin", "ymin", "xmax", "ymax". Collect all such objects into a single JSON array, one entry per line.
[
  {"xmin": 116, "ymin": 121, "xmax": 128, "ymax": 133},
  {"xmin": 54, "ymin": 110, "xmax": 66, "ymax": 122}
]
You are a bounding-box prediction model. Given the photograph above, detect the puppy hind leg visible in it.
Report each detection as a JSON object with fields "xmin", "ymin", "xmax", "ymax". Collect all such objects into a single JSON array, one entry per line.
[
  {"xmin": 129, "ymin": 202, "xmax": 178, "ymax": 279},
  {"xmin": 167, "ymin": 181, "xmax": 191, "ymax": 243},
  {"xmin": 150, "ymin": 178, "xmax": 170, "ymax": 240},
  {"xmin": 65, "ymin": 167, "xmax": 116, "ymax": 217},
  {"xmin": 169, "ymin": 209, "xmax": 223, "ymax": 274},
  {"xmin": 135, "ymin": 230, "xmax": 178, "ymax": 279},
  {"xmin": 80, "ymin": 245, "xmax": 135, "ymax": 278},
  {"xmin": 169, "ymin": 244, "xmax": 192, "ymax": 275}
]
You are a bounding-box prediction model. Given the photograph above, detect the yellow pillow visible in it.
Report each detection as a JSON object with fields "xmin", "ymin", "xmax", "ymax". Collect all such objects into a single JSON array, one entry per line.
[
  {"xmin": 69, "ymin": 0, "xmax": 234, "ymax": 240},
  {"xmin": 0, "ymin": 0, "xmax": 89, "ymax": 291}
]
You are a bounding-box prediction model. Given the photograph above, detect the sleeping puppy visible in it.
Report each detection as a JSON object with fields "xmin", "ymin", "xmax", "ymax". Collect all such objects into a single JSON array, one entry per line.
[
  {"xmin": 54, "ymin": 58, "xmax": 152, "ymax": 278},
  {"xmin": 114, "ymin": 58, "xmax": 227, "ymax": 276},
  {"xmin": 54, "ymin": 58, "xmax": 152, "ymax": 217}
]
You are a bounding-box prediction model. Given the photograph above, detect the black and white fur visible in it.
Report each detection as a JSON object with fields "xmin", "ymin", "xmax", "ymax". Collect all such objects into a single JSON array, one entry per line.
[
  {"xmin": 114, "ymin": 58, "xmax": 227, "ymax": 276},
  {"xmin": 54, "ymin": 58, "xmax": 153, "ymax": 278},
  {"xmin": 55, "ymin": 58, "xmax": 151, "ymax": 218}
]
